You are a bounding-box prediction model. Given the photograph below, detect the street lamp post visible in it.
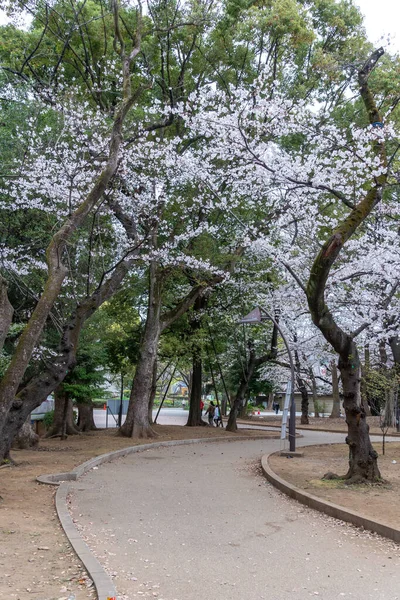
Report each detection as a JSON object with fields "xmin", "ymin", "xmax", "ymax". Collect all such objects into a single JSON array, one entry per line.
[{"xmin": 239, "ymin": 306, "xmax": 296, "ymax": 451}]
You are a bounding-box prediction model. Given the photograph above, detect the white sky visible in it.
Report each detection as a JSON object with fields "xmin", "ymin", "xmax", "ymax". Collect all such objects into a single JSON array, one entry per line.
[
  {"xmin": 0, "ymin": 0, "xmax": 399, "ymax": 52},
  {"xmin": 355, "ymin": 0, "xmax": 400, "ymax": 53}
]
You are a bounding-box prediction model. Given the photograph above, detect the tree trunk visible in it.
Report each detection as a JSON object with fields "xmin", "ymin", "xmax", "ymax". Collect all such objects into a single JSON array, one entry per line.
[
  {"xmin": 330, "ymin": 360, "xmax": 341, "ymax": 418},
  {"xmin": 0, "ymin": 257, "xmax": 132, "ymax": 462},
  {"xmin": 148, "ymin": 358, "xmax": 158, "ymax": 425},
  {"xmin": 186, "ymin": 295, "xmax": 207, "ymax": 427},
  {"xmin": 310, "ymin": 368, "xmax": 320, "ymax": 418},
  {"xmin": 187, "ymin": 354, "xmax": 207, "ymax": 426},
  {"xmin": 0, "ymin": 275, "xmax": 13, "ymax": 352},
  {"xmin": 45, "ymin": 387, "xmax": 79, "ymax": 438},
  {"xmin": 305, "ymin": 49, "xmax": 385, "ymax": 482},
  {"xmin": 226, "ymin": 345, "xmax": 256, "ymax": 432},
  {"xmin": 77, "ymin": 402, "xmax": 97, "ymax": 432},
  {"xmin": 295, "ymin": 347, "xmax": 309, "ymax": 424},
  {"xmin": 360, "ymin": 345, "xmax": 371, "ymax": 415},
  {"xmin": 383, "ymin": 386, "xmax": 395, "ymax": 428},
  {"xmin": 12, "ymin": 417, "xmax": 39, "ymax": 449},
  {"xmin": 120, "ymin": 263, "xmax": 162, "ymax": 438},
  {"xmin": 339, "ymin": 347, "xmax": 380, "ymax": 483},
  {"xmin": 0, "ymin": 83, "xmax": 134, "ymax": 459}
]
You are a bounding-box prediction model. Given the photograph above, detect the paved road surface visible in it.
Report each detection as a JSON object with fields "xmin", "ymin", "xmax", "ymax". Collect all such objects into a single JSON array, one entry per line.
[
  {"xmin": 69, "ymin": 431, "xmax": 400, "ymax": 600},
  {"xmin": 93, "ymin": 407, "xmax": 324, "ymax": 428}
]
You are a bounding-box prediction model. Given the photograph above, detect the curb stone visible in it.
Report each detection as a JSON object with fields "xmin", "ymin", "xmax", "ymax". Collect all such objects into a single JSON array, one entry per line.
[
  {"xmin": 39, "ymin": 433, "xmax": 277, "ymax": 600},
  {"xmin": 261, "ymin": 449, "xmax": 400, "ymax": 545}
]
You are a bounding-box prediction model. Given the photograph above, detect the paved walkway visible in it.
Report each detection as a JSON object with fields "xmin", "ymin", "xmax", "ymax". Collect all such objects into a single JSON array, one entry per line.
[{"xmin": 69, "ymin": 432, "xmax": 400, "ymax": 600}]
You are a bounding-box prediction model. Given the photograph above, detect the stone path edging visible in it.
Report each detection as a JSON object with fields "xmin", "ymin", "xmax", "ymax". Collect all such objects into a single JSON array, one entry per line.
[
  {"xmin": 38, "ymin": 433, "xmax": 276, "ymax": 600},
  {"xmin": 261, "ymin": 450, "xmax": 400, "ymax": 545}
]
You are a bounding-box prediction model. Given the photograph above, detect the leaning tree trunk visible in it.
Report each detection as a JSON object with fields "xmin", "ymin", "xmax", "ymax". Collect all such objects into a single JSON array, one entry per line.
[
  {"xmin": 45, "ymin": 387, "xmax": 79, "ymax": 438},
  {"xmin": 12, "ymin": 416, "xmax": 39, "ymax": 450},
  {"xmin": 77, "ymin": 402, "xmax": 97, "ymax": 432},
  {"xmin": 330, "ymin": 360, "xmax": 341, "ymax": 418},
  {"xmin": 0, "ymin": 78, "xmax": 137, "ymax": 462},
  {"xmin": 305, "ymin": 49, "xmax": 386, "ymax": 482},
  {"xmin": 0, "ymin": 255, "xmax": 133, "ymax": 462}
]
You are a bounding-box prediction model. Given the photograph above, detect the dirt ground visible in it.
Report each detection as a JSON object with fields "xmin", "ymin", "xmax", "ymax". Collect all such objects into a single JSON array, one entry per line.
[
  {"xmin": 269, "ymin": 440, "xmax": 400, "ymax": 530},
  {"xmin": 246, "ymin": 414, "xmax": 400, "ymax": 436},
  {"xmin": 0, "ymin": 425, "xmax": 275, "ymax": 600}
]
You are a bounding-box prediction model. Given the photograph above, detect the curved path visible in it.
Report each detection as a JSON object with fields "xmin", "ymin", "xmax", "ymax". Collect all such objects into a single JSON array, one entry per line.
[{"xmin": 69, "ymin": 431, "xmax": 400, "ymax": 600}]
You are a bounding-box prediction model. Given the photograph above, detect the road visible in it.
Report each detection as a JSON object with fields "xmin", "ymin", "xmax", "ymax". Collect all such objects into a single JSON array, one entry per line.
[
  {"xmin": 93, "ymin": 407, "xmax": 328, "ymax": 428},
  {"xmin": 69, "ymin": 431, "xmax": 400, "ymax": 600}
]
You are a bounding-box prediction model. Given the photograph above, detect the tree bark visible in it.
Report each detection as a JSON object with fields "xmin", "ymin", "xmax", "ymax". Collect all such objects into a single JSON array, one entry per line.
[
  {"xmin": 45, "ymin": 387, "xmax": 79, "ymax": 438},
  {"xmin": 305, "ymin": 49, "xmax": 386, "ymax": 482},
  {"xmin": 77, "ymin": 402, "xmax": 97, "ymax": 432},
  {"xmin": 12, "ymin": 417, "xmax": 39, "ymax": 449},
  {"xmin": 226, "ymin": 343, "xmax": 256, "ymax": 432},
  {"xmin": 330, "ymin": 360, "xmax": 341, "ymax": 418},
  {"xmin": 309, "ymin": 368, "xmax": 320, "ymax": 418},
  {"xmin": 0, "ymin": 275, "xmax": 13, "ymax": 352},
  {"xmin": 0, "ymin": 32, "xmax": 143, "ymax": 460},
  {"xmin": 148, "ymin": 358, "xmax": 158, "ymax": 425},
  {"xmin": 120, "ymin": 262, "xmax": 162, "ymax": 438},
  {"xmin": 294, "ymin": 347, "xmax": 309, "ymax": 424},
  {"xmin": 0, "ymin": 257, "xmax": 132, "ymax": 461},
  {"xmin": 187, "ymin": 296, "xmax": 207, "ymax": 427}
]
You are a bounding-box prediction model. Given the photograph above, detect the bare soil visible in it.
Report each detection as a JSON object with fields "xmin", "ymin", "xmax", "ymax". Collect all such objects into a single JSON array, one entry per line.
[
  {"xmin": 0, "ymin": 425, "xmax": 275, "ymax": 600},
  {"xmin": 246, "ymin": 414, "xmax": 400, "ymax": 436},
  {"xmin": 269, "ymin": 440, "xmax": 400, "ymax": 530}
]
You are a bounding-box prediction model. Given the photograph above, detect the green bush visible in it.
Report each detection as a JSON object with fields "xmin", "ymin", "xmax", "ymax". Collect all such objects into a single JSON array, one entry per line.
[{"xmin": 43, "ymin": 410, "xmax": 54, "ymax": 429}]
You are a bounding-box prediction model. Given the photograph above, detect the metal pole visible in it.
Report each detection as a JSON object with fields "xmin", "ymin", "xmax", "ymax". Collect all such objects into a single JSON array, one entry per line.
[
  {"xmin": 154, "ymin": 366, "xmax": 177, "ymax": 424},
  {"xmin": 259, "ymin": 307, "xmax": 296, "ymax": 452}
]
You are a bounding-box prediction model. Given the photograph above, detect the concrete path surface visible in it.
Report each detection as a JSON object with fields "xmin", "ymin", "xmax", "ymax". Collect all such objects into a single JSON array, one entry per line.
[{"xmin": 69, "ymin": 433, "xmax": 400, "ymax": 600}]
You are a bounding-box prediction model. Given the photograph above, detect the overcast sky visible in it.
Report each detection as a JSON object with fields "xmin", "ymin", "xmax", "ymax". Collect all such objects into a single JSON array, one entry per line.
[{"xmin": 0, "ymin": 0, "xmax": 399, "ymax": 52}]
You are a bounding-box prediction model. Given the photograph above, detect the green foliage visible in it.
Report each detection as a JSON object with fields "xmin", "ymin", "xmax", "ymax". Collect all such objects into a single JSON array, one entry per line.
[{"xmin": 43, "ymin": 409, "xmax": 54, "ymax": 429}]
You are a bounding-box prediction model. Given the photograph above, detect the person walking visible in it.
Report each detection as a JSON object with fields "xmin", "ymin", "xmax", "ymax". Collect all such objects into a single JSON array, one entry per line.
[
  {"xmin": 214, "ymin": 405, "xmax": 222, "ymax": 427},
  {"xmin": 205, "ymin": 401, "xmax": 215, "ymax": 425}
]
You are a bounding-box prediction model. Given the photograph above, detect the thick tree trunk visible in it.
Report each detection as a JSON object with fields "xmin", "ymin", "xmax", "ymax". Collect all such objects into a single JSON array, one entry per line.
[
  {"xmin": 0, "ymin": 257, "xmax": 132, "ymax": 461},
  {"xmin": 339, "ymin": 347, "xmax": 380, "ymax": 483},
  {"xmin": 12, "ymin": 417, "xmax": 39, "ymax": 449},
  {"xmin": 77, "ymin": 402, "xmax": 97, "ymax": 432},
  {"xmin": 45, "ymin": 387, "xmax": 79, "ymax": 438},
  {"xmin": 330, "ymin": 360, "xmax": 341, "ymax": 418},
  {"xmin": 187, "ymin": 354, "xmax": 207, "ymax": 426},
  {"xmin": 120, "ymin": 263, "xmax": 162, "ymax": 438},
  {"xmin": 305, "ymin": 49, "xmax": 385, "ymax": 482}
]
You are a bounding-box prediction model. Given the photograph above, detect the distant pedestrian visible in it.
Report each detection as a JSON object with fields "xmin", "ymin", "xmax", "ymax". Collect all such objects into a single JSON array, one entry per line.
[
  {"xmin": 214, "ymin": 405, "xmax": 222, "ymax": 427},
  {"xmin": 205, "ymin": 401, "xmax": 215, "ymax": 425},
  {"xmin": 200, "ymin": 399, "xmax": 204, "ymax": 414},
  {"xmin": 273, "ymin": 399, "xmax": 279, "ymax": 414}
]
